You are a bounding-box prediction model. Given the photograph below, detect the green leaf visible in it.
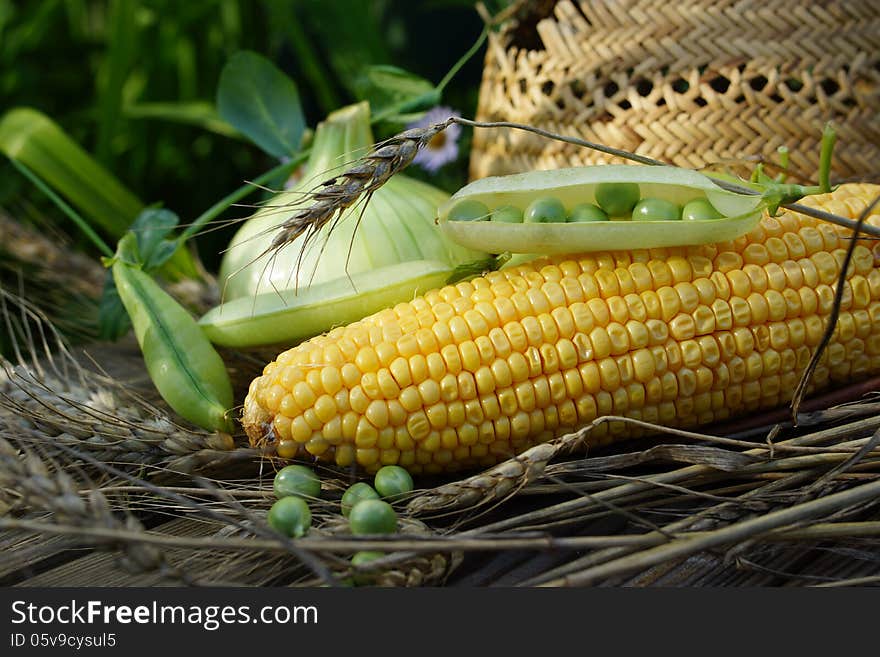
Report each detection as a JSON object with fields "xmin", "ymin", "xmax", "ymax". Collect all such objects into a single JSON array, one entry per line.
[
  {"xmin": 130, "ymin": 207, "xmax": 180, "ymax": 270},
  {"xmin": 0, "ymin": 107, "xmax": 143, "ymax": 237},
  {"xmin": 216, "ymin": 51, "xmax": 305, "ymax": 158},
  {"xmin": 1, "ymin": 108, "xmax": 201, "ymax": 281},
  {"xmin": 354, "ymin": 65, "xmax": 439, "ymax": 121}
]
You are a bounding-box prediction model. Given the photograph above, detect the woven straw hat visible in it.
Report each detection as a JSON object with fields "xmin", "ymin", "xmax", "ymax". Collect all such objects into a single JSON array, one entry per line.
[{"xmin": 469, "ymin": 0, "xmax": 880, "ymax": 182}]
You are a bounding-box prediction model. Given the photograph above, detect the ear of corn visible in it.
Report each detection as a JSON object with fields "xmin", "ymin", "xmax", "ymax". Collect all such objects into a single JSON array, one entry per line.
[{"xmin": 243, "ymin": 184, "xmax": 880, "ymax": 474}]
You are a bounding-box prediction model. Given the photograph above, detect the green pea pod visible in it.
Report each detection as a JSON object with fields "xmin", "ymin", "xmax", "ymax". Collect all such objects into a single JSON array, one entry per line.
[
  {"xmin": 112, "ymin": 254, "xmax": 234, "ymax": 433},
  {"xmin": 200, "ymin": 259, "xmax": 454, "ymax": 348},
  {"xmin": 438, "ymin": 165, "xmax": 764, "ymax": 254}
]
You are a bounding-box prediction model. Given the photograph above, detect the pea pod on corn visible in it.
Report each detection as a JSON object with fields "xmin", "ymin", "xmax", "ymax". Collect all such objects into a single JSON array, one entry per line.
[
  {"xmin": 437, "ymin": 165, "xmax": 764, "ymax": 254},
  {"xmin": 243, "ymin": 184, "xmax": 880, "ymax": 474}
]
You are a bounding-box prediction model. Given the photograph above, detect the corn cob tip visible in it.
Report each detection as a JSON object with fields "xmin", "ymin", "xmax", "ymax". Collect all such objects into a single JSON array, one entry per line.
[{"xmin": 242, "ymin": 389, "xmax": 276, "ymax": 451}]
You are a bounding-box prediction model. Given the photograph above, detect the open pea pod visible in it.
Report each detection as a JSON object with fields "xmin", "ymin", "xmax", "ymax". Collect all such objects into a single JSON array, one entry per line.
[
  {"xmin": 112, "ymin": 236, "xmax": 234, "ymax": 432},
  {"xmin": 200, "ymin": 259, "xmax": 454, "ymax": 348},
  {"xmin": 437, "ymin": 165, "xmax": 764, "ymax": 254}
]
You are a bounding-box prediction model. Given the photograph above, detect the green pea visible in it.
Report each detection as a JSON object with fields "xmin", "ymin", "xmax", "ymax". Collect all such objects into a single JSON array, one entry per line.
[
  {"xmin": 273, "ymin": 465, "xmax": 321, "ymax": 500},
  {"xmin": 567, "ymin": 203, "xmax": 609, "ymax": 223},
  {"xmin": 524, "ymin": 197, "xmax": 566, "ymax": 223},
  {"xmin": 348, "ymin": 499, "xmax": 398, "ymax": 535},
  {"xmin": 448, "ymin": 199, "xmax": 490, "ymax": 222},
  {"xmin": 351, "ymin": 551, "xmax": 385, "ymax": 586},
  {"xmin": 267, "ymin": 496, "xmax": 311, "ymax": 537},
  {"xmin": 682, "ymin": 198, "xmax": 723, "ymax": 221},
  {"xmin": 373, "ymin": 465, "xmax": 414, "ymax": 500},
  {"xmin": 112, "ymin": 235, "xmax": 233, "ymax": 433},
  {"xmin": 341, "ymin": 482, "xmax": 380, "ymax": 517},
  {"xmin": 632, "ymin": 198, "xmax": 681, "ymax": 221},
  {"xmin": 595, "ymin": 182, "xmax": 640, "ymax": 216},
  {"xmin": 491, "ymin": 205, "xmax": 524, "ymax": 223}
]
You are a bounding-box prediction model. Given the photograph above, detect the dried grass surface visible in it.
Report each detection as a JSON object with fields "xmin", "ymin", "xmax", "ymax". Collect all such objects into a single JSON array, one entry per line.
[{"xmin": 2, "ymin": 299, "xmax": 879, "ymax": 587}]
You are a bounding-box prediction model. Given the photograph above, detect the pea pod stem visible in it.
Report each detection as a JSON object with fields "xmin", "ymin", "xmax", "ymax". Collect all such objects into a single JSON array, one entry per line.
[
  {"xmin": 819, "ymin": 122, "xmax": 836, "ymax": 194},
  {"xmin": 775, "ymin": 146, "xmax": 789, "ymax": 184},
  {"xmin": 453, "ymin": 118, "xmax": 663, "ymax": 166},
  {"xmin": 714, "ymin": 178, "xmax": 880, "ymax": 238}
]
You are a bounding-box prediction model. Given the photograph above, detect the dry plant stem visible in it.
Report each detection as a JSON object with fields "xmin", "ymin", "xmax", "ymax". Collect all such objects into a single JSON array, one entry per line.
[
  {"xmin": 531, "ymin": 448, "xmax": 873, "ymax": 531},
  {"xmin": 767, "ymin": 521, "xmax": 880, "ymax": 541},
  {"xmin": 520, "ymin": 476, "xmax": 748, "ymax": 497},
  {"xmin": 524, "ymin": 478, "xmax": 764, "ymax": 503},
  {"xmin": 266, "ymin": 120, "xmax": 454, "ymax": 255},
  {"xmin": 521, "ymin": 465, "xmax": 800, "ymax": 533},
  {"xmin": 532, "ymin": 435, "xmax": 880, "ymax": 579},
  {"xmin": 806, "ymin": 427, "xmax": 880, "ymax": 492},
  {"xmin": 813, "ymin": 574, "xmax": 880, "ymax": 588},
  {"xmin": 504, "ymin": 479, "xmax": 770, "ymax": 535},
  {"xmin": 471, "ymin": 415, "xmax": 880, "ymax": 533},
  {"xmin": 526, "ymin": 454, "xmax": 877, "ymax": 572},
  {"xmin": 453, "ymin": 118, "xmax": 663, "ymax": 166},
  {"xmin": 572, "ymin": 416, "xmax": 880, "ymax": 456},
  {"xmin": 79, "ymin": 485, "xmax": 273, "ymax": 499},
  {"xmin": 5, "ymin": 516, "xmax": 877, "ymax": 556},
  {"xmin": 519, "ymin": 467, "xmax": 822, "ymax": 586},
  {"xmin": 540, "ymin": 477, "xmax": 880, "ymax": 586}
]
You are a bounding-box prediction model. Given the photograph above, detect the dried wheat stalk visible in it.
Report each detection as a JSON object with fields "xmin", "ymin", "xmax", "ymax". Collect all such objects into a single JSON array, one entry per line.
[
  {"xmin": 0, "ymin": 437, "xmax": 178, "ymax": 579},
  {"xmin": 266, "ymin": 121, "xmax": 454, "ymax": 259}
]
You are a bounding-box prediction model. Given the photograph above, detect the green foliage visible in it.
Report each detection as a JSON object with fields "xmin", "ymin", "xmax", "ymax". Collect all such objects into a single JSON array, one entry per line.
[{"xmin": 0, "ymin": 0, "xmax": 490, "ymax": 273}]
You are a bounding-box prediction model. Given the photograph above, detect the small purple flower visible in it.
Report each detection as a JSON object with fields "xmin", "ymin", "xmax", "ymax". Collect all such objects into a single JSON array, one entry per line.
[{"xmin": 408, "ymin": 106, "xmax": 462, "ymax": 173}]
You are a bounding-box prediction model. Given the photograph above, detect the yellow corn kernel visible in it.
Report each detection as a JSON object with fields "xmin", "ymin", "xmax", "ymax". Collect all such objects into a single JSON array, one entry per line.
[{"xmin": 409, "ymin": 354, "xmax": 429, "ymax": 384}]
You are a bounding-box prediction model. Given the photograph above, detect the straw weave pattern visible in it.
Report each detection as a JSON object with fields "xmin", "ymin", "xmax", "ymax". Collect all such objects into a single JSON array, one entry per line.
[{"xmin": 469, "ymin": 0, "xmax": 880, "ymax": 181}]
